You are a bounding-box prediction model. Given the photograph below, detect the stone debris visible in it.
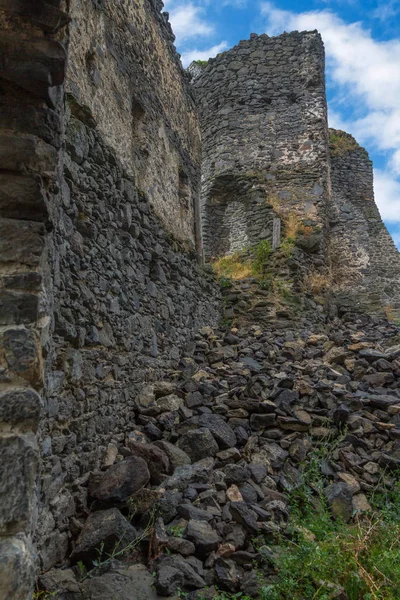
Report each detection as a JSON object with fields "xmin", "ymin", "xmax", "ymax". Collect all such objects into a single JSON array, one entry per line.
[{"xmin": 41, "ymin": 309, "xmax": 400, "ymax": 598}]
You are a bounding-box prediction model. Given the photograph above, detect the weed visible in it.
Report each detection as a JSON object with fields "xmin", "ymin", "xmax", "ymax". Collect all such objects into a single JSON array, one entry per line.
[
  {"xmin": 260, "ymin": 437, "xmax": 400, "ymax": 600},
  {"xmin": 302, "ymin": 269, "xmax": 332, "ymax": 295},
  {"xmin": 167, "ymin": 524, "xmax": 186, "ymax": 538},
  {"xmin": 384, "ymin": 305, "xmax": 400, "ymax": 325},
  {"xmin": 219, "ymin": 276, "xmax": 233, "ymax": 289},
  {"xmin": 279, "ymin": 237, "xmax": 295, "ymax": 258},
  {"xmin": 194, "ymin": 59, "xmax": 209, "ymax": 67},
  {"xmin": 251, "ymin": 240, "xmax": 273, "ymax": 276},
  {"xmin": 213, "ymin": 241, "xmax": 273, "ymax": 282},
  {"xmin": 329, "ymin": 129, "xmax": 360, "ymax": 157}
]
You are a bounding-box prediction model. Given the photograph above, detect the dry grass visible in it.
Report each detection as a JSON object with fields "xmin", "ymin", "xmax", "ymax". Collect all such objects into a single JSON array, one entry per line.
[
  {"xmin": 213, "ymin": 252, "xmax": 253, "ymax": 280},
  {"xmin": 302, "ymin": 270, "xmax": 333, "ymax": 294},
  {"xmin": 266, "ymin": 194, "xmax": 314, "ymax": 240}
]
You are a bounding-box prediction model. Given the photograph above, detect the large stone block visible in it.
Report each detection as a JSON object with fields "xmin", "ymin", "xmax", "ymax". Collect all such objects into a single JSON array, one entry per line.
[
  {"xmin": 0, "ymin": 291, "xmax": 39, "ymax": 325},
  {"xmin": 2, "ymin": 272, "xmax": 42, "ymax": 292},
  {"xmin": 0, "ymin": 535, "xmax": 35, "ymax": 600},
  {"xmin": 1, "ymin": 327, "xmax": 43, "ymax": 386},
  {"xmin": 0, "ymin": 218, "xmax": 45, "ymax": 266},
  {"xmin": 0, "ymin": 388, "xmax": 42, "ymax": 431},
  {"xmin": 0, "ymin": 105, "xmax": 62, "ymax": 148},
  {"xmin": 0, "ymin": 434, "xmax": 38, "ymax": 535},
  {"xmin": 0, "ymin": 0, "xmax": 70, "ymax": 33},
  {"xmin": 0, "ymin": 36, "xmax": 67, "ymax": 104},
  {"xmin": 0, "ymin": 173, "xmax": 47, "ymax": 221},
  {"xmin": 0, "ymin": 135, "xmax": 57, "ymax": 175}
]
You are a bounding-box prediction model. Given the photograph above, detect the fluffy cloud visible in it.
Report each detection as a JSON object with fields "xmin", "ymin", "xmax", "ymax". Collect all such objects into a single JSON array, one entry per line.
[
  {"xmin": 261, "ymin": 2, "xmax": 400, "ymax": 241},
  {"xmin": 374, "ymin": 170, "xmax": 400, "ymax": 222},
  {"xmin": 165, "ymin": 2, "xmax": 214, "ymax": 41},
  {"xmin": 181, "ymin": 41, "xmax": 229, "ymax": 67}
]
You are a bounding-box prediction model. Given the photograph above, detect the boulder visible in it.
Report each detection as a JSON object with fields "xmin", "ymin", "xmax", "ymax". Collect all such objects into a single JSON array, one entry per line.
[
  {"xmin": 70, "ymin": 509, "xmax": 137, "ymax": 566},
  {"xmin": 89, "ymin": 457, "xmax": 150, "ymax": 502}
]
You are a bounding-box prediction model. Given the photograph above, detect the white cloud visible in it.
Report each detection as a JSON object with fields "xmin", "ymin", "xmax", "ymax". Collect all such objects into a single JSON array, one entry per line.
[
  {"xmin": 372, "ymin": 0, "xmax": 400, "ymax": 23},
  {"xmin": 260, "ymin": 2, "xmax": 400, "ymax": 232},
  {"xmin": 166, "ymin": 3, "xmax": 214, "ymax": 41},
  {"xmin": 374, "ymin": 170, "xmax": 400, "ymax": 222},
  {"xmin": 181, "ymin": 41, "xmax": 229, "ymax": 67}
]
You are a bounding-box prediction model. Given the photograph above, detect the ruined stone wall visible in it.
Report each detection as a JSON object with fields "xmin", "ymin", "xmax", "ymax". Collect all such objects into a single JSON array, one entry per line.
[
  {"xmin": 328, "ymin": 130, "xmax": 400, "ymax": 317},
  {"xmin": 66, "ymin": 0, "xmax": 202, "ymax": 250},
  {"xmin": 0, "ymin": 2, "xmax": 69, "ymax": 598},
  {"xmin": 193, "ymin": 31, "xmax": 329, "ymax": 260},
  {"xmin": 36, "ymin": 102, "xmax": 219, "ymax": 572},
  {"xmin": 0, "ymin": 0, "xmax": 220, "ymax": 593}
]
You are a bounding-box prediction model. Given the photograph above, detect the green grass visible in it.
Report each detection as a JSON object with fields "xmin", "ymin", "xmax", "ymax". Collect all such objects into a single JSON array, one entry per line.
[
  {"xmin": 259, "ymin": 438, "xmax": 400, "ymax": 600},
  {"xmin": 213, "ymin": 241, "xmax": 273, "ymax": 282}
]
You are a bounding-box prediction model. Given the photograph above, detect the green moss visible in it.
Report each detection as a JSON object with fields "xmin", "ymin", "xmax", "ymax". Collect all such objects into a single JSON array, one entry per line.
[{"xmin": 329, "ymin": 129, "xmax": 360, "ymax": 157}]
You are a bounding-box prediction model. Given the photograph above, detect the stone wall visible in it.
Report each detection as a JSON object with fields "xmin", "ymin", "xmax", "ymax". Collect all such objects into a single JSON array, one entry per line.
[
  {"xmin": 67, "ymin": 0, "xmax": 202, "ymax": 250},
  {"xmin": 36, "ymin": 102, "xmax": 219, "ymax": 572},
  {"xmin": 328, "ymin": 129, "xmax": 400, "ymax": 317},
  {"xmin": 193, "ymin": 31, "xmax": 330, "ymax": 260},
  {"xmin": 0, "ymin": 2, "xmax": 69, "ymax": 598},
  {"xmin": 0, "ymin": 0, "xmax": 220, "ymax": 595}
]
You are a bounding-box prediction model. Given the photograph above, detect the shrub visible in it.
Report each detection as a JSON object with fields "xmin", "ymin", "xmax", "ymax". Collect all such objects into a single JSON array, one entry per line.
[{"xmin": 251, "ymin": 240, "xmax": 273, "ymax": 276}]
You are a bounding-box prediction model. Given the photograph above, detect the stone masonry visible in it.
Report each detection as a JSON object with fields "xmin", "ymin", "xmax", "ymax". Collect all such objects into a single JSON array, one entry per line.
[
  {"xmin": 0, "ymin": 2, "xmax": 69, "ymax": 599},
  {"xmin": 0, "ymin": 2, "xmax": 400, "ymax": 598},
  {"xmin": 328, "ymin": 129, "xmax": 400, "ymax": 317},
  {"xmin": 0, "ymin": 1, "xmax": 219, "ymax": 597},
  {"xmin": 193, "ymin": 32, "xmax": 329, "ymax": 261}
]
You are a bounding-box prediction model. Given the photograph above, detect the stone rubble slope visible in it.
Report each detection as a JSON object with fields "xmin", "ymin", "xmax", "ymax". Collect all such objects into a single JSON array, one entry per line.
[{"xmin": 39, "ymin": 311, "xmax": 400, "ymax": 599}]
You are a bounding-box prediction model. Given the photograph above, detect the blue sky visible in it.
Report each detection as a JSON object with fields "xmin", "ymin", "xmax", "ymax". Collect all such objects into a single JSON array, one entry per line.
[{"xmin": 164, "ymin": 0, "xmax": 400, "ymax": 248}]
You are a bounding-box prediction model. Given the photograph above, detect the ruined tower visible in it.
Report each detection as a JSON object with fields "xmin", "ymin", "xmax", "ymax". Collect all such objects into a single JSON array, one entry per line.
[{"xmin": 192, "ymin": 31, "xmax": 329, "ymax": 261}]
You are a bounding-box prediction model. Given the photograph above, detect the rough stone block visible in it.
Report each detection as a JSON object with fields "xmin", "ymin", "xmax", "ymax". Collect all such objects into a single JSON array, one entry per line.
[
  {"xmin": 0, "ymin": 105, "xmax": 62, "ymax": 148},
  {"xmin": 2, "ymin": 327, "xmax": 43, "ymax": 386},
  {"xmin": 0, "ymin": 218, "xmax": 45, "ymax": 266},
  {"xmin": 0, "ymin": 173, "xmax": 47, "ymax": 222},
  {"xmin": 0, "ymin": 0, "xmax": 70, "ymax": 33},
  {"xmin": 0, "ymin": 36, "xmax": 66, "ymax": 103},
  {"xmin": 0, "ymin": 135, "xmax": 57, "ymax": 175},
  {"xmin": 0, "ymin": 434, "xmax": 38, "ymax": 535},
  {"xmin": 0, "ymin": 388, "xmax": 42, "ymax": 431},
  {"xmin": 0, "ymin": 291, "xmax": 39, "ymax": 325},
  {"xmin": 0, "ymin": 535, "xmax": 35, "ymax": 600},
  {"xmin": 1, "ymin": 273, "xmax": 42, "ymax": 293},
  {"xmin": 0, "ymin": 329, "xmax": 43, "ymax": 387}
]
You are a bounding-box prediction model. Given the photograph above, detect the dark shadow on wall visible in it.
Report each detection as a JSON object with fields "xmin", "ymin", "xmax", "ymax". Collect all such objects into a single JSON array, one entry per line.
[{"xmin": 203, "ymin": 172, "xmax": 275, "ymax": 258}]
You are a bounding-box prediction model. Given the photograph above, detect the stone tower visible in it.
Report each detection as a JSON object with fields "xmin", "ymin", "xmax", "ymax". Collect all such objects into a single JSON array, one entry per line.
[
  {"xmin": 192, "ymin": 31, "xmax": 329, "ymax": 261},
  {"xmin": 192, "ymin": 33, "xmax": 400, "ymax": 318}
]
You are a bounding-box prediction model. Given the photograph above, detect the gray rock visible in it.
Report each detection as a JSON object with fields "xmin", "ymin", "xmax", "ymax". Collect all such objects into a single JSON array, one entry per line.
[
  {"xmin": 126, "ymin": 441, "xmax": 170, "ymax": 484},
  {"xmin": 196, "ymin": 413, "xmax": 237, "ymax": 449},
  {"xmin": 324, "ymin": 483, "xmax": 353, "ymax": 523},
  {"xmin": 177, "ymin": 429, "xmax": 219, "ymax": 462},
  {"xmin": 156, "ymin": 556, "xmax": 206, "ymax": 591},
  {"xmin": 81, "ymin": 563, "xmax": 176, "ymax": 600},
  {"xmin": 230, "ymin": 502, "xmax": 259, "ymax": 534},
  {"xmin": 186, "ymin": 520, "xmax": 220, "ymax": 558},
  {"xmin": 71, "ymin": 509, "xmax": 137, "ymax": 566},
  {"xmin": 215, "ymin": 557, "xmax": 243, "ymax": 593},
  {"xmin": 154, "ymin": 440, "xmax": 192, "ymax": 470},
  {"xmin": 89, "ymin": 457, "xmax": 150, "ymax": 502}
]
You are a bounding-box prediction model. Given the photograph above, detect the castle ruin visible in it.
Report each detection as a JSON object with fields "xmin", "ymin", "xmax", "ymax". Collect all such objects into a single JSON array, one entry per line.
[{"xmin": 0, "ymin": 1, "xmax": 400, "ymax": 598}]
